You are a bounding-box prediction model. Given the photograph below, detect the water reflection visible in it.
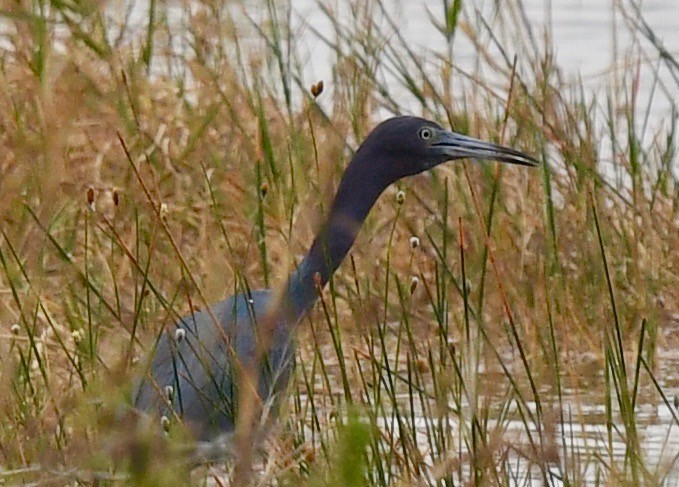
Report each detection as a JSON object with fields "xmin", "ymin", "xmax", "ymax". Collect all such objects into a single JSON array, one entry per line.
[{"xmin": 297, "ymin": 350, "xmax": 679, "ymax": 485}]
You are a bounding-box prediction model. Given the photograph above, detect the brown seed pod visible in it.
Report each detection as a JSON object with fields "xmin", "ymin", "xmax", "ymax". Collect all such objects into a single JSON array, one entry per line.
[{"xmin": 310, "ymin": 80, "xmax": 324, "ymax": 98}]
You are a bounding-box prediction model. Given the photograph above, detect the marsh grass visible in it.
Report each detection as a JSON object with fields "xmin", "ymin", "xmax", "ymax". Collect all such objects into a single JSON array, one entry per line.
[{"xmin": 0, "ymin": 0, "xmax": 678, "ymax": 485}]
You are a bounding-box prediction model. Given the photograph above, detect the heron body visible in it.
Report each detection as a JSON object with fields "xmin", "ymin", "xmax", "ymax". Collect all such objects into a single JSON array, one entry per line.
[
  {"xmin": 132, "ymin": 290, "xmax": 292, "ymax": 440},
  {"xmin": 132, "ymin": 116, "xmax": 538, "ymax": 442}
]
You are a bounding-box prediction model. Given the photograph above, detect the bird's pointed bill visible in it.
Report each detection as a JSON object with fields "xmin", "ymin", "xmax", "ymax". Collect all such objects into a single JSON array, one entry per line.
[{"xmin": 435, "ymin": 131, "xmax": 539, "ymax": 167}]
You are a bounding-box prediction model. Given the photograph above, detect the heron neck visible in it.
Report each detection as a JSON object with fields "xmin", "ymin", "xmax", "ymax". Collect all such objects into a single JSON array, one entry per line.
[{"xmin": 281, "ymin": 158, "xmax": 388, "ymax": 323}]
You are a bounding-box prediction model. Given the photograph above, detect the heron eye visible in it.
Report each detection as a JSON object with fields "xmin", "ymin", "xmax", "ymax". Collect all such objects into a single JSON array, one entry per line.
[{"xmin": 419, "ymin": 127, "xmax": 433, "ymax": 141}]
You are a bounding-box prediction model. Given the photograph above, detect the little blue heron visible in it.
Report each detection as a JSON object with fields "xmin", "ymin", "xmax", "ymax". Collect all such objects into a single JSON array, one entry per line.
[{"xmin": 132, "ymin": 116, "xmax": 538, "ymax": 443}]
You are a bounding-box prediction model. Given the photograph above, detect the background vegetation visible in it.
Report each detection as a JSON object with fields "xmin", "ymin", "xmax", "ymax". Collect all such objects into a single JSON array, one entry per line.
[{"xmin": 0, "ymin": 0, "xmax": 677, "ymax": 484}]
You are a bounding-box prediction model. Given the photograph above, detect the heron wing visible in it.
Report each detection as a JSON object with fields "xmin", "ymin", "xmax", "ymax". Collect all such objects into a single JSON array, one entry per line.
[{"xmin": 132, "ymin": 289, "xmax": 295, "ymax": 440}]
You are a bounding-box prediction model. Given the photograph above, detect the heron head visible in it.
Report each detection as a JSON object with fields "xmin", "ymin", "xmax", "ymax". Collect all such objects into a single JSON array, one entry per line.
[{"xmin": 358, "ymin": 116, "xmax": 539, "ymax": 180}]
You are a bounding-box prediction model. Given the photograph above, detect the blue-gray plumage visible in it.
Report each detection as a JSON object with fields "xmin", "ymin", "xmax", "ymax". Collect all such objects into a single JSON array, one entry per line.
[{"xmin": 132, "ymin": 116, "xmax": 538, "ymax": 442}]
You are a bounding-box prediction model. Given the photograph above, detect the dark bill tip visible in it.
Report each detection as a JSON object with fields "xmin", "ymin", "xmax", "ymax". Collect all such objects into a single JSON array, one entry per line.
[{"xmin": 435, "ymin": 131, "xmax": 540, "ymax": 167}]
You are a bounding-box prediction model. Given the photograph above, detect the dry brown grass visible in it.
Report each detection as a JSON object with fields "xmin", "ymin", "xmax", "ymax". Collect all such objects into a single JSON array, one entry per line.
[{"xmin": 0, "ymin": 0, "xmax": 677, "ymax": 484}]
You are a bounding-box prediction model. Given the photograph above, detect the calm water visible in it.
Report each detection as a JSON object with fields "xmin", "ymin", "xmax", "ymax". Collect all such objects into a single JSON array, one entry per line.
[
  {"xmin": 300, "ymin": 347, "xmax": 679, "ymax": 485},
  {"xmin": 118, "ymin": 0, "xmax": 679, "ymax": 129},
  {"xmin": 290, "ymin": 0, "xmax": 679, "ymax": 132}
]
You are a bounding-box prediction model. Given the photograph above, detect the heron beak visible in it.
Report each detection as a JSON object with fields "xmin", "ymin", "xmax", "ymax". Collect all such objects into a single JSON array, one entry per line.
[{"xmin": 434, "ymin": 131, "xmax": 539, "ymax": 167}]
